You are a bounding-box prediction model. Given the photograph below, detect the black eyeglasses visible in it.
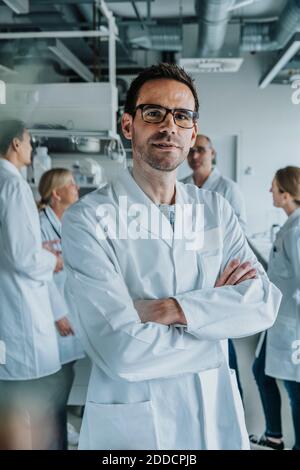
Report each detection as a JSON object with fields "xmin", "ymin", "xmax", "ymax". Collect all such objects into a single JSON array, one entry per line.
[
  {"xmin": 189, "ymin": 145, "xmax": 210, "ymax": 155},
  {"xmin": 134, "ymin": 104, "xmax": 198, "ymax": 129}
]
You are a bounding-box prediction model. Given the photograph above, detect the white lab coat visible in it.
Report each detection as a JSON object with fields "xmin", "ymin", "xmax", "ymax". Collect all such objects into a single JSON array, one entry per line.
[
  {"xmin": 265, "ymin": 207, "xmax": 300, "ymax": 382},
  {"xmin": 182, "ymin": 167, "xmax": 247, "ymax": 232},
  {"xmin": 0, "ymin": 159, "xmax": 61, "ymax": 380},
  {"xmin": 62, "ymin": 168, "xmax": 281, "ymax": 450},
  {"xmin": 39, "ymin": 206, "xmax": 85, "ymax": 365}
]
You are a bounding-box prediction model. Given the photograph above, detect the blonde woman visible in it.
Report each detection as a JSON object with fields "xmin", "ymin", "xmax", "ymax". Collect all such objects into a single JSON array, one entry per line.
[
  {"xmin": 251, "ymin": 166, "xmax": 300, "ymax": 451},
  {"xmin": 38, "ymin": 168, "xmax": 85, "ymax": 449}
]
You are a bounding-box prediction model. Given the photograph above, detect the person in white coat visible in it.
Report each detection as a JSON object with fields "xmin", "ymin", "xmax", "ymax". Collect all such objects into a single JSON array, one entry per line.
[
  {"xmin": 38, "ymin": 168, "xmax": 85, "ymax": 449},
  {"xmin": 181, "ymin": 134, "xmax": 247, "ymax": 232},
  {"xmin": 251, "ymin": 166, "xmax": 300, "ymax": 451},
  {"xmin": 0, "ymin": 120, "xmax": 63, "ymax": 449},
  {"xmin": 62, "ymin": 63, "xmax": 281, "ymax": 450},
  {"xmin": 182, "ymin": 134, "xmax": 247, "ymax": 399}
]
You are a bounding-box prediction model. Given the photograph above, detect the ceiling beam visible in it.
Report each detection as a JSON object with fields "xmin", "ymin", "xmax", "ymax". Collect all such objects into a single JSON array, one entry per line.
[
  {"xmin": 30, "ymin": 0, "xmax": 153, "ymax": 4},
  {"xmin": 0, "ymin": 22, "xmax": 91, "ymax": 29},
  {"xmin": 0, "ymin": 30, "xmax": 109, "ymax": 39},
  {"xmin": 48, "ymin": 38, "xmax": 93, "ymax": 81},
  {"xmin": 131, "ymin": 0, "xmax": 147, "ymax": 31},
  {"xmin": 259, "ymin": 34, "xmax": 300, "ymax": 88},
  {"xmin": 2, "ymin": 0, "xmax": 29, "ymax": 14}
]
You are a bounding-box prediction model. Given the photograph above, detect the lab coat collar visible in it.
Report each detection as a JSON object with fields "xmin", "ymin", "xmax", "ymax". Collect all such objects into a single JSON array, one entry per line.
[
  {"xmin": 202, "ymin": 167, "xmax": 221, "ymax": 190},
  {"xmin": 44, "ymin": 205, "xmax": 62, "ymax": 237},
  {"xmin": 113, "ymin": 168, "xmax": 193, "ymax": 248},
  {"xmin": 0, "ymin": 158, "xmax": 22, "ymax": 177},
  {"xmin": 284, "ymin": 207, "xmax": 300, "ymax": 228}
]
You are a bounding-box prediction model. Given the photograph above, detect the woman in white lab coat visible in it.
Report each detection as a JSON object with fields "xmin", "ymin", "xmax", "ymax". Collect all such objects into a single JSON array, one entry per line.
[
  {"xmin": 38, "ymin": 168, "xmax": 85, "ymax": 449},
  {"xmin": 251, "ymin": 166, "xmax": 300, "ymax": 451}
]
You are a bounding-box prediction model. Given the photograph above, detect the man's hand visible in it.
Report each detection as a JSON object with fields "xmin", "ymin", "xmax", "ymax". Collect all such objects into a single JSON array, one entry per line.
[
  {"xmin": 134, "ymin": 259, "xmax": 256, "ymax": 327},
  {"xmin": 215, "ymin": 258, "xmax": 257, "ymax": 287},
  {"xmin": 134, "ymin": 298, "xmax": 186, "ymax": 326},
  {"xmin": 55, "ymin": 316, "xmax": 74, "ymax": 337}
]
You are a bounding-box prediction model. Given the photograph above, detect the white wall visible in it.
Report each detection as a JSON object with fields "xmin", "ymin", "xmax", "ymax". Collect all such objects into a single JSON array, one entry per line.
[{"xmin": 190, "ymin": 52, "xmax": 300, "ymax": 235}]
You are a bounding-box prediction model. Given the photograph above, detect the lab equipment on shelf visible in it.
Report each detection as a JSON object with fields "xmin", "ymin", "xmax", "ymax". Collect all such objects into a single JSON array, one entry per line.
[{"xmin": 33, "ymin": 146, "xmax": 52, "ymax": 185}]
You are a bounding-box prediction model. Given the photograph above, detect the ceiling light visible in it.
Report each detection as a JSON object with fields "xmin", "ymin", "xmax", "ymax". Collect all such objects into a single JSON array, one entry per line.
[{"xmin": 179, "ymin": 58, "xmax": 244, "ymax": 73}]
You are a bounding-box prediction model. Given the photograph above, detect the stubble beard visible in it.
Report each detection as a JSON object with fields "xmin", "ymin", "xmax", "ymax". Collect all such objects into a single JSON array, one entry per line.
[{"xmin": 135, "ymin": 144, "xmax": 185, "ymax": 173}]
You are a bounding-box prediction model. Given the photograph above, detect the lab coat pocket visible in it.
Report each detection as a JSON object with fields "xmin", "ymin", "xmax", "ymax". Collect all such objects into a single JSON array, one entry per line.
[{"xmin": 85, "ymin": 400, "xmax": 158, "ymax": 450}]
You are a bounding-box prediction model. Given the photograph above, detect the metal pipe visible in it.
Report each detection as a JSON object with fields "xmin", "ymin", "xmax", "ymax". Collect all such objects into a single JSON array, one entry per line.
[
  {"xmin": 242, "ymin": 0, "xmax": 300, "ymax": 51},
  {"xmin": 195, "ymin": 0, "xmax": 235, "ymax": 57},
  {"xmin": 131, "ymin": 0, "xmax": 147, "ymax": 31},
  {"xmin": 96, "ymin": 0, "xmax": 117, "ymax": 95},
  {"xmin": 0, "ymin": 30, "xmax": 110, "ymax": 39}
]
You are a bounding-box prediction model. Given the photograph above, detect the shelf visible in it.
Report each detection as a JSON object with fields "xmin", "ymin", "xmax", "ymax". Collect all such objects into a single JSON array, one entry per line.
[
  {"xmin": 41, "ymin": 152, "xmax": 117, "ymax": 159},
  {"xmin": 28, "ymin": 129, "xmax": 126, "ymax": 162},
  {"xmin": 28, "ymin": 128, "xmax": 120, "ymax": 140},
  {"xmin": 29, "ymin": 181, "xmax": 107, "ymax": 189}
]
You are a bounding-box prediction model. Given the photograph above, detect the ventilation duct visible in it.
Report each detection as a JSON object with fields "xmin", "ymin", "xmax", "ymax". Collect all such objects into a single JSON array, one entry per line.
[
  {"xmin": 242, "ymin": 0, "xmax": 300, "ymax": 52},
  {"xmin": 195, "ymin": 0, "xmax": 235, "ymax": 57},
  {"xmin": 127, "ymin": 25, "xmax": 182, "ymax": 52}
]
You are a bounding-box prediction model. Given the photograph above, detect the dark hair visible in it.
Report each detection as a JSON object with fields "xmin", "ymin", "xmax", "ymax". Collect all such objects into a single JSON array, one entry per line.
[
  {"xmin": 0, "ymin": 119, "xmax": 26, "ymax": 156},
  {"xmin": 124, "ymin": 63, "xmax": 199, "ymax": 115}
]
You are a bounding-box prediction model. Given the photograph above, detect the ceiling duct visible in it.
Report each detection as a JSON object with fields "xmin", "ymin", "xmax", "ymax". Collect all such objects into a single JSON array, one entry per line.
[
  {"xmin": 196, "ymin": 0, "xmax": 235, "ymax": 57},
  {"xmin": 242, "ymin": 0, "xmax": 300, "ymax": 52},
  {"xmin": 127, "ymin": 25, "xmax": 182, "ymax": 51},
  {"xmin": 179, "ymin": 0, "xmax": 243, "ymax": 73}
]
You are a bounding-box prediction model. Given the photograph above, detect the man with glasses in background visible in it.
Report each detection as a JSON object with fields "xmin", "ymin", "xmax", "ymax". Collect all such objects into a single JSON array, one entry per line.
[
  {"xmin": 62, "ymin": 63, "xmax": 281, "ymax": 450},
  {"xmin": 182, "ymin": 135, "xmax": 247, "ymax": 232},
  {"xmin": 182, "ymin": 134, "xmax": 248, "ymax": 399}
]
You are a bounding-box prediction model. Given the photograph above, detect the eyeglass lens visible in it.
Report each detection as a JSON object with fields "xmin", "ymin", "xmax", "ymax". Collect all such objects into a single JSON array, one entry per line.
[{"xmin": 141, "ymin": 106, "xmax": 195, "ymax": 128}]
